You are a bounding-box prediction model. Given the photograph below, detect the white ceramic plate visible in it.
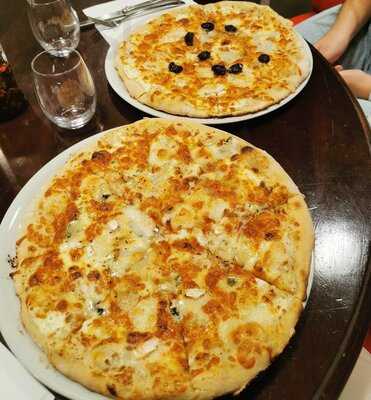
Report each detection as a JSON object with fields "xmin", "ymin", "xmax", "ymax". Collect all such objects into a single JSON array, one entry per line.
[
  {"xmin": 105, "ymin": 26, "xmax": 313, "ymax": 125},
  {"xmin": 0, "ymin": 127, "xmax": 314, "ymax": 400}
]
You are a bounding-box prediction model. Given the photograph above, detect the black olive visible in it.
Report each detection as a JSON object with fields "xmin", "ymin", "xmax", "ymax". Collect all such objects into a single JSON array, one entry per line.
[
  {"xmin": 170, "ymin": 306, "xmax": 180, "ymax": 317},
  {"xmin": 184, "ymin": 32, "xmax": 194, "ymax": 46},
  {"xmin": 227, "ymin": 277, "xmax": 237, "ymax": 286},
  {"xmin": 198, "ymin": 50, "xmax": 211, "ymax": 61},
  {"xmin": 168, "ymin": 62, "xmax": 183, "ymax": 73},
  {"xmin": 96, "ymin": 308, "xmax": 104, "ymax": 315},
  {"xmin": 228, "ymin": 63, "xmax": 243, "ymax": 74},
  {"xmin": 212, "ymin": 64, "xmax": 226, "ymax": 76},
  {"xmin": 225, "ymin": 24, "xmax": 237, "ymax": 32},
  {"xmin": 201, "ymin": 22, "xmax": 214, "ymax": 31},
  {"xmin": 258, "ymin": 53, "xmax": 270, "ymax": 63},
  {"xmin": 101, "ymin": 193, "xmax": 110, "ymax": 200}
]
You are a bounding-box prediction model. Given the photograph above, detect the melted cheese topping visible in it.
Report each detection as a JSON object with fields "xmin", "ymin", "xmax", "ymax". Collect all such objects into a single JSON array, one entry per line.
[
  {"xmin": 14, "ymin": 119, "xmax": 311, "ymax": 400},
  {"xmin": 34, "ymin": 311, "xmax": 66, "ymax": 336}
]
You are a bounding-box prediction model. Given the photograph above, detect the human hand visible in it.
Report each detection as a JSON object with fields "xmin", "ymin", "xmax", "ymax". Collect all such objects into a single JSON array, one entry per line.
[
  {"xmin": 314, "ymin": 30, "xmax": 350, "ymax": 64},
  {"xmin": 336, "ymin": 68, "xmax": 371, "ymax": 99}
]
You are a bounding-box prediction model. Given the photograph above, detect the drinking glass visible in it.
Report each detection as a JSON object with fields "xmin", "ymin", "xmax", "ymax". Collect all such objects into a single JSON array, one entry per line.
[
  {"xmin": 31, "ymin": 50, "xmax": 96, "ymax": 129},
  {"xmin": 27, "ymin": 0, "xmax": 80, "ymax": 57}
]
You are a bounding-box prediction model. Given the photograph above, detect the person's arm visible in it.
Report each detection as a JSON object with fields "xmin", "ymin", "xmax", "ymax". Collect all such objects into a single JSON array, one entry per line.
[
  {"xmin": 315, "ymin": 0, "xmax": 371, "ymax": 63},
  {"xmin": 339, "ymin": 69, "xmax": 371, "ymax": 99}
]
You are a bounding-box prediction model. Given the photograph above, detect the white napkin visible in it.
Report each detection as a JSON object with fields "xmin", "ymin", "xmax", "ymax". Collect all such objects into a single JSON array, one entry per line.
[
  {"xmin": 358, "ymin": 99, "xmax": 371, "ymax": 127},
  {"xmin": 339, "ymin": 348, "xmax": 371, "ymax": 400},
  {"xmin": 83, "ymin": 0, "xmax": 194, "ymax": 46},
  {"xmin": 0, "ymin": 341, "xmax": 54, "ymax": 400}
]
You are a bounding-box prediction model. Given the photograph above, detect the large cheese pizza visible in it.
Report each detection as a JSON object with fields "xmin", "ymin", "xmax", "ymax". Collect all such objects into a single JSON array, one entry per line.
[
  {"xmin": 116, "ymin": 1, "xmax": 311, "ymax": 117},
  {"xmin": 12, "ymin": 119, "xmax": 313, "ymax": 399}
]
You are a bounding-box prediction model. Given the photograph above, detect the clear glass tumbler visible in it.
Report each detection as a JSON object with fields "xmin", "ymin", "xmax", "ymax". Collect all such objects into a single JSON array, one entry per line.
[
  {"xmin": 27, "ymin": 0, "xmax": 80, "ymax": 57},
  {"xmin": 31, "ymin": 50, "xmax": 96, "ymax": 129}
]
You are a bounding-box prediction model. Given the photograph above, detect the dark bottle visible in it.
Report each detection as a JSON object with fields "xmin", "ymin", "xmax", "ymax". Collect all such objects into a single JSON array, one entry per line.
[{"xmin": 0, "ymin": 44, "xmax": 27, "ymax": 122}]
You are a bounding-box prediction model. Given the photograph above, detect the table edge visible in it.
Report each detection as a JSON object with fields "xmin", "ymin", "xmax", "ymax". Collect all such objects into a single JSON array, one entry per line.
[{"xmin": 311, "ymin": 45, "xmax": 371, "ymax": 399}]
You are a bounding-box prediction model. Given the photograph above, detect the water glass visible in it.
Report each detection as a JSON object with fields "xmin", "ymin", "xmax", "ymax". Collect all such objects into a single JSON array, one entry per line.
[
  {"xmin": 31, "ymin": 50, "xmax": 96, "ymax": 129},
  {"xmin": 27, "ymin": 0, "xmax": 80, "ymax": 57}
]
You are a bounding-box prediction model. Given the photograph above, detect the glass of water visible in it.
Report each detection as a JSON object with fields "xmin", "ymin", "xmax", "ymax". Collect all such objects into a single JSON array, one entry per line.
[
  {"xmin": 31, "ymin": 50, "xmax": 96, "ymax": 129},
  {"xmin": 27, "ymin": 0, "xmax": 80, "ymax": 57}
]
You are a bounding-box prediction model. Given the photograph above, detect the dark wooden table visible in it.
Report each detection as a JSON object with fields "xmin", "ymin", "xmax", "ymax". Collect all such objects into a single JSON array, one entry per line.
[{"xmin": 1, "ymin": 1, "xmax": 371, "ymax": 399}]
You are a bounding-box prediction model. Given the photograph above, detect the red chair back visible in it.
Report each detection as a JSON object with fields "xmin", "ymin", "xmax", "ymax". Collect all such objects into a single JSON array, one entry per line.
[{"xmin": 312, "ymin": 0, "xmax": 343, "ymax": 13}]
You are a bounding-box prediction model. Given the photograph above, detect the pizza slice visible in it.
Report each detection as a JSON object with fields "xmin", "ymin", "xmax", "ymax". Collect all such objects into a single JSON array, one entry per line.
[
  {"xmin": 151, "ymin": 128, "xmax": 312, "ymax": 299},
  {"xmin": 31, "ymin": 291, "xmax": 194, "ymax": 399},
  {"xmin": 117, "ymin": 17, "xmax": 222, "ymax": 118},
  {"xmin": 159, "ymin": 244, "xmax": 302, "ymax": 398},
  {"xmin": 15, "ymin": 237, "xmax": 194, "ymax": 400},
  {"xmin": 163, "ymin": 187, "xmax": 312, "ymax": 299}
]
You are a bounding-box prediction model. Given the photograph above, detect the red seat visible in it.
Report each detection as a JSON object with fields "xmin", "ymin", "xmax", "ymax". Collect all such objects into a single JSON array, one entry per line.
[
  {"xmin": 312, "ymin": 0, "xmax": 344, "ymax": 12},
  {"xmin": 365, "ymin": 329, "xmax": 371, "ymax": 354},
  {"xmin": 291, "ymin": 0, "xmax": 343, "ymax": 25},
  {"xmin": 291, "ymin": 11, "xmax": 316, "ymax": 25}
]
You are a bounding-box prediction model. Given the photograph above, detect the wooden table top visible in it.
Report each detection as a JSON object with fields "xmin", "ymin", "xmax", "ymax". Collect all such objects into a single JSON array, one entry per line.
[{"xmin": 0, "ymin": 1, "xmax": 370, "ymax": 399}]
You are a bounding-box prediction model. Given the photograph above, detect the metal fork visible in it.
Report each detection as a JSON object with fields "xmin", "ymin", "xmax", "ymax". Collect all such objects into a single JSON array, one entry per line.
[{"xmin": 81, "ymin": 0, "xmax": 185, "ymax": 28}]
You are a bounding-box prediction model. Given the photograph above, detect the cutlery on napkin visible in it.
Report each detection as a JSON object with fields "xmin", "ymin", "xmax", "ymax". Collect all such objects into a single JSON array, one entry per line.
[
  {"xmin": 80, "ymin": 0, "xmax": 185, "ymax": 28},
  {"xmin": 0, "ymin": 341, "xmax": 54, "ymax": 400},
  {"xmin": 83, "ymin": 0, "xmax": 194, "ymax": 45}
]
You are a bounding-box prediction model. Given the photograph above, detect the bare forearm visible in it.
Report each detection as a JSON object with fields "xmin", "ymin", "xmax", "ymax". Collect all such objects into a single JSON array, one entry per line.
[
  {"xmin": 331, "ymin": 0, "xmax": 371, "ymax": 43},
  {"xmin": 339, "ymin": 70, "xmax": 371, "ymax": 99},
  {"xmin": 315, "ymin": 0, "xmax": 371, "ymax": 63}
]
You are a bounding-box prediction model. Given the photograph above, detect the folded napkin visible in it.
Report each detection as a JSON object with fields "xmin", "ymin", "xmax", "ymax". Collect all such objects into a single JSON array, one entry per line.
[
  {"xmin": 0, "ymin": 341, "xmax": 54, "ymax": 400},
  {"xmin": 83, "ymin": 0, "xmax": 194, "ymax": 46},
  {"xmin": 339, "ymin": 348, "xmax": 371, "ymax": 400},
  {"xmin": 358, "ymin": 99, "xmax": 371, "ymax": 127}
]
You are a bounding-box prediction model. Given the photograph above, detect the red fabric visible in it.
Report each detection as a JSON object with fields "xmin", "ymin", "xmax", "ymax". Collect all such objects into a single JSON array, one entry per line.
[
  {"xmin": 291, "ymin": 0, "xmax": 343, "ymax": 25},
  {"xmin": 291, "ymin": 11, "xmax": 316, "ymax": 25},
  {"xmin": 364, "ymin": 328, "xmax": 371, "ymax": 354},
  {"xmin": 312, "ymin": 0, "xmax": 344, "ymax": 13}
]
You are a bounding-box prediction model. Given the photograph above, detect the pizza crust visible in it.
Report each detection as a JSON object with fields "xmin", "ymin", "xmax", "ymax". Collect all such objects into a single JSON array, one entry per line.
[{"xmin": 285, "ymin": 195, "xmax": 314, "ymax": 301}]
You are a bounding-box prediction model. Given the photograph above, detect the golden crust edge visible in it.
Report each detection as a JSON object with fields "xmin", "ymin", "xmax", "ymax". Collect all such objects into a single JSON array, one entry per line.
[{"xmin": 288, "ymin": 195, "xmax": 315, "ymax": 302}]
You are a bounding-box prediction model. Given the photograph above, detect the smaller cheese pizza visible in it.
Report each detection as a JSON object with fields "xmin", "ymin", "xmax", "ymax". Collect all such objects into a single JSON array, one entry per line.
[
  {"xmin": 116, "ymin": 1, "xmax": 311, "ymax": 117},
  {"xmin": 12, "ymin": 119, "xmax": 313, "ymax": 400}
]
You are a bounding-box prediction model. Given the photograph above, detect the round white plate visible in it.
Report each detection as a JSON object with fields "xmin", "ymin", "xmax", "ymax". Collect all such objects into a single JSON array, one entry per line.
[
  {"xmin": 0, "ymin": 126, "xmax": 314, "ymax": 400},
  {"xmin": 105, "ymin": 28, "xmax": 313, "ymax": 125}
]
